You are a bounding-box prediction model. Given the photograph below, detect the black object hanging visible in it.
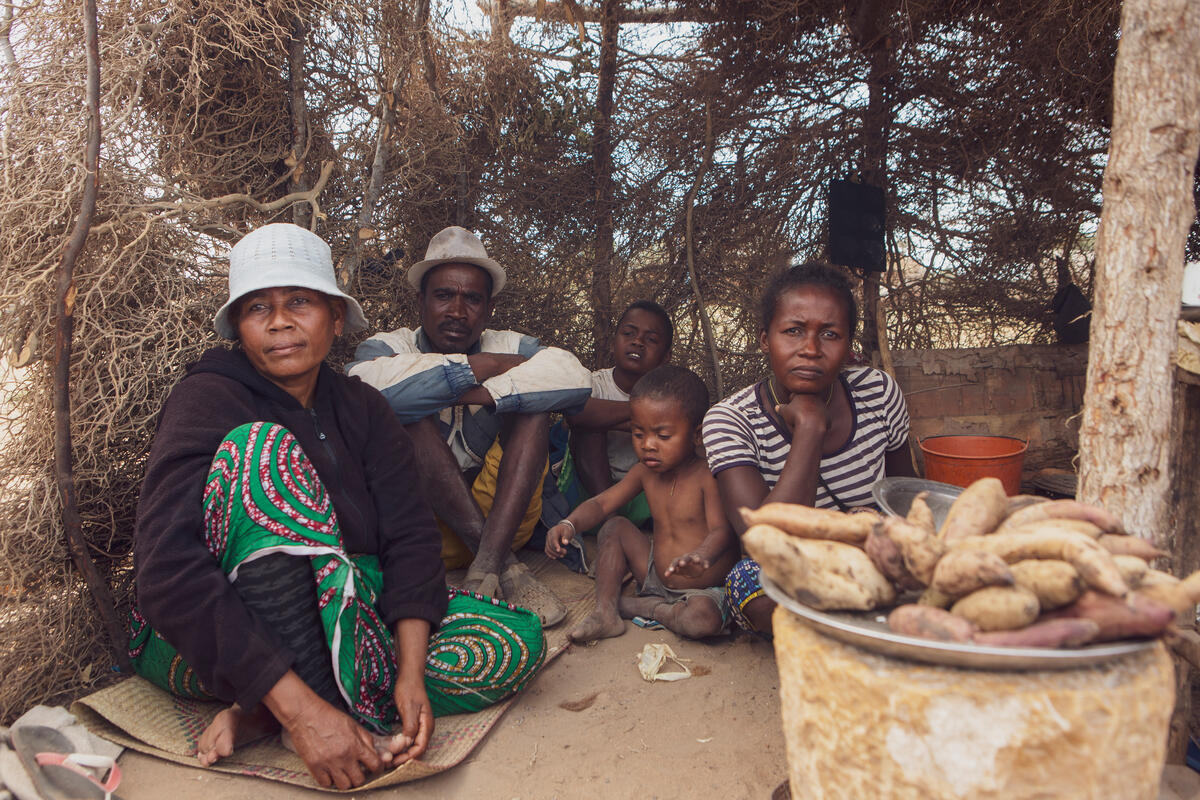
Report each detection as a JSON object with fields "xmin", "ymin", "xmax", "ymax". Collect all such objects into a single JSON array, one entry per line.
[
  {"xmin": 828, "ymin": 179, "xmax": 886, "ymax": 273},
  {"xmin": 1051, "ymin": 283, "xmax": 1091, "ymax": 345}
]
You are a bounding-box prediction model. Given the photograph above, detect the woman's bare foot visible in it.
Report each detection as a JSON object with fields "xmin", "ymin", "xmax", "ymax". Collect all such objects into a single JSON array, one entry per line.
[
  {"xmin": 568, "ymin": 609, "xmax": 625, "ymax": 643},
  {"xmin": 371, "ymin": 731, "xmax": 414, "ymax": 765},
  {"xmin": 197, "ymin": 704, "xmax": 278, "ymax": 766}
]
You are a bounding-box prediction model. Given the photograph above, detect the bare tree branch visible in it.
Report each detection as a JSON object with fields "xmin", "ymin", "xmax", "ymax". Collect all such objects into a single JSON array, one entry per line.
[
  {"xmin": 477, "ymin": 0, "xmax": 715, "ymax": 24},
  {"xmin": 54, "ymin": 0, "xmax": 132, "ymax": 675}
]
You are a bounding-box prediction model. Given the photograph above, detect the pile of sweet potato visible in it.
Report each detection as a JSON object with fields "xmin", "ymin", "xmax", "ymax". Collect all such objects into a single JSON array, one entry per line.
[{"xmin": 742, "ymin": 477, "xmax": 1200, "ymax": 649}]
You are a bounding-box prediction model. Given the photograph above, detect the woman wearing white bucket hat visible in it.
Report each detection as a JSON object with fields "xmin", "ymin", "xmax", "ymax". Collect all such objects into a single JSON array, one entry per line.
[{"xmin": 129, "ymin": 223, "xmax": 545, "ymax": 789}]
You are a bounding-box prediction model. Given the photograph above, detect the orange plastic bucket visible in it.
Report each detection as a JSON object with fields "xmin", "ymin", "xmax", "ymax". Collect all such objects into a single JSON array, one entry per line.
[{"xmin": 919, "ymin": 435, "xmax": 1027, "ymax": 495}]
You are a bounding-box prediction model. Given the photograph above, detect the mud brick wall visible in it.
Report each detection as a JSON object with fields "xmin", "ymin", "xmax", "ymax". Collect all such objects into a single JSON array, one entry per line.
[{"xmin": 890, "ymin": 343, "xmax": 1089, "ymax": 477}]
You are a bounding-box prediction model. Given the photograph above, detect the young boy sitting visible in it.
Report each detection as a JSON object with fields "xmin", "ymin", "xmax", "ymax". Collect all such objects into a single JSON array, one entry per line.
[
  {"xmin": 561, "ymin": 301, "xmax": 673, "ymax": 527},
  {"xmin": 546, "ymin": 365, "xmax": 738, "ymax": 643}
]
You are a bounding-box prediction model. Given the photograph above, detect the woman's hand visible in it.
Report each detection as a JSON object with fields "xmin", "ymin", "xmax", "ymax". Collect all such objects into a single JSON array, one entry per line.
[
  {"xmin": 391, "ymin": 672, "xmax": 433, "ymax": 764},
  {"xmin": 391, "ymin": 617, "xmax": 433, "ymax": 765},
  {"xmin": 274, "ymin": 689, "xmax": 383, "ymax": 789},
  {"xmin": 544, "ymin": 521, "xmax": 575, "ymax": 559},
  {"xmin": 775, "ymin": 391, "xmax": 832, "ymax": 438}
]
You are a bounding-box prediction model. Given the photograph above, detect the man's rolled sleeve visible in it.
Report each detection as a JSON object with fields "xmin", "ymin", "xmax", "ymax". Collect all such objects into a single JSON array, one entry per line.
[
  {"xmin": 349, "ymin": 331, "xmax": 475, "ymax": 423},
  {"xmin": 482, "ymin": 346, "xmax": 592, "ymax": 415}
]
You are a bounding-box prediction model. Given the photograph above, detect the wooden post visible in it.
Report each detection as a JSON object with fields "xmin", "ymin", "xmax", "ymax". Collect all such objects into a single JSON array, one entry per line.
[
  {"xmin": 288, "ymin": 14, "xmax": 311, "ymax": 229},
  {"xmin": 683, "ymin": 104, "xmax": 724, "ymax": 397},
  {"xmin": 848, "ymin": 0, "xmax": 893, "ymax": 360},
  {"xmin": 589, "ymin": 0, "xmax": 618, "ymax": 368},
  {"xmin": 1168, "ymin": 369, "xmax": 1200, "ymax": 757},
  {"xmin": 1076, "ymin": 0, "xmax": 1200, "ymax": 763},
  {"xmin": 54, "ymin": 0, "xmax": 132, "ymax": 674}
]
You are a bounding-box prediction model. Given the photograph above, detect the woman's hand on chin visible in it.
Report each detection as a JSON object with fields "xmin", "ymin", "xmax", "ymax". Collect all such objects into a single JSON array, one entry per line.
[{"xmin": 775, "ymin": 392, "xmax": 831, "ymax": 437}]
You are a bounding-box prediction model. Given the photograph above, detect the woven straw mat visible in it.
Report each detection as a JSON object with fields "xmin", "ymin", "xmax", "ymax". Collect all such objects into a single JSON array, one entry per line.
[{"xmin": 72, "ymin": 553, "xmax": 593, "ymax": 791}]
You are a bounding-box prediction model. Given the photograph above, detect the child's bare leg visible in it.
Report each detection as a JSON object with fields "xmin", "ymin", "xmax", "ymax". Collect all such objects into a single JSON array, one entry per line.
[
  {"xmin": 617, "ymin": 594, "xmax": 662, "ymax": 619},
  {"xmin": 569, "ymin": 518, "xmax": 649, "ymax": 643},
  {"xmin": 197, "ymin": 703, "xmax": 279, "ymax": 766},
  {"xmin": 652, "ymin": 595, "xmax": 725, "ymax": 639},
  {"xmin": 619, "ymin": 594, "xmax": 725, "ymax": 640}
]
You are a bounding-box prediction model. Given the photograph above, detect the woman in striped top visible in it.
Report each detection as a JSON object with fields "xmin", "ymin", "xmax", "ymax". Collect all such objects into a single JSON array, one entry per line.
[{"xmin": 702, "ymin": 262, "xmax": 916, "ymax": 635}]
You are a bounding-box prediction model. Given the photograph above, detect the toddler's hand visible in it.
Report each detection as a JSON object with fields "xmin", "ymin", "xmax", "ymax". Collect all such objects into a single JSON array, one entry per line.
[
  {"xmin": 664, "ymin": 551, "xmax": 710, "ymax": 579},
  {"xmin": 544, "ymin": 521, "xmax": 575, "ymax": 559}
]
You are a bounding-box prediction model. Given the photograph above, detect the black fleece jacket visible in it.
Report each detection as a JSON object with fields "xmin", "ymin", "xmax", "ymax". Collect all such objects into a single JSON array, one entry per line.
[{"xmin": 133, "ymin": 347, "xmax": 447, "ymax": 710}]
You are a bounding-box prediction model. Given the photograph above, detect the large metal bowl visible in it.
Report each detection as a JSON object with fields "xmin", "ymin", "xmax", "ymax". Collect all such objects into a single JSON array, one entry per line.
[
  {"xmin": 763, "ymin": 574, "xmax": 1154, "ymax": 670},
  {"xmin": 871, "ymin": 476, "xmax": 964, "ymax": 528}
]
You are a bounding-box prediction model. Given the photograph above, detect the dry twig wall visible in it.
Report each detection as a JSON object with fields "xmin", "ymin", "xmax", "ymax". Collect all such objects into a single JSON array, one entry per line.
[{"xmin": 0, "ymin": 0, "xmax": 1194, "ymax": 720}]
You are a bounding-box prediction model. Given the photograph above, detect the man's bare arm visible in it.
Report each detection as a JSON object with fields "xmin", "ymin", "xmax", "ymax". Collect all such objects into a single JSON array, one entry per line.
[
  {"xmin": 571, "ymin": 429, "xmax": 616, "ymax": 497},
  {"xmin": 466, "ymin": 352, "xmax": 526, "ymax": 382},
  {"xmin": 566, "ymin": 397, "xmax": 631, "ymax": 430},
  {"xmin": 449, "ymin": 354, "xmax": 529, "ymax": 407}
]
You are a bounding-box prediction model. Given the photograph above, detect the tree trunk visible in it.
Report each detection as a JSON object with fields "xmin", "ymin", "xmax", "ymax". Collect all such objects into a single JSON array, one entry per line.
[
  {"xmin": 340, "ymin": 68, "xmax": 408, "ymax": 289},
  {"xmin": 589, "ymin": 0, "xmax": 618, "ymax": 367},
  {"xmin": 1077, "ymin": 0, "xmax": 1200, "ymax": 764},
  {"xmin": 850, "ymin": 0, "xmax": 892, "ymax": 360},
  {"xmin": 684, "ymin": 104, "xmax": 723, "ymax": 397},
  {"xmin": 1077, "ymin": 0, "xmax": 1200, "ymax": 541},
  {"xmin": 488, "ymin": 0, "xmax": 512, "ymax": 41},
  {"xmin": 55, "ymin": 0, "xmax": 132, "ymax": 674},
  {"xmin": 416, "ymin": 0, "xmax": 442, "ymax": 107},
  {"xmin": 288, "ymin": 14, "xmax": 310, "ymax": 228}
]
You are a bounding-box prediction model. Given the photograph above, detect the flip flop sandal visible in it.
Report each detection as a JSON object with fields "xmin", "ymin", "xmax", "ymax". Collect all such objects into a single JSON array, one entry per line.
[
  {"xmin": 11, "ymin": 725, "xmax": 123, "ymax": 800},
  {"xmin": 562, "ymin": 537, "xmax": 589, "ymax": 575}
]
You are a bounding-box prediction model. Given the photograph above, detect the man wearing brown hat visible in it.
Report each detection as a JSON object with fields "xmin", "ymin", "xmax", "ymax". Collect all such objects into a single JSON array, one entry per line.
[{"xmin": 349, "ymin": 226, "xmax": 591, "ymax": 626}]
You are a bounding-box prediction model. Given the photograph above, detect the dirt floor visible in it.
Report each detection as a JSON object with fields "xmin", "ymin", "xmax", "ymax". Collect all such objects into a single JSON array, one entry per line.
[
  {"xmin": 113, "ymin": 624, "xmax": 784, "ymax": 799},
  {"xmin": 75, "ymin": 548, "xmax": 1200, "ymax": 800}
]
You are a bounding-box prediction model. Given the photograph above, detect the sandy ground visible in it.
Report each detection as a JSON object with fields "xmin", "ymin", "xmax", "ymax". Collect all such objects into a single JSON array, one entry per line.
[
  {"xmin": 114, "ymin": 626, "xmax": 784, "ymax": 799},
  {"xmin": 81, "ymin": 547, "xmax": 1200, "ymax": 800}
]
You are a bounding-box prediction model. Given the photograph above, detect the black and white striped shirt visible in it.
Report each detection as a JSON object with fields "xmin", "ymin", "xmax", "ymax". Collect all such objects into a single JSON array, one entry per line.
[{"xmin": 702, "ymin": 366, "xmax": 911, "ymax": 509}]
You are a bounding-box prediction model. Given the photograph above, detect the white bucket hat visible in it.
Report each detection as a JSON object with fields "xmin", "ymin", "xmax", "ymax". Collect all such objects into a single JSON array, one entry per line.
[
  {"xmin": 213, "ymin": 223, "xmax": 368, "ymax": 339},
  {"xmin": 407, "ymin": 226, "xmax": 507, "ymax": 297}
]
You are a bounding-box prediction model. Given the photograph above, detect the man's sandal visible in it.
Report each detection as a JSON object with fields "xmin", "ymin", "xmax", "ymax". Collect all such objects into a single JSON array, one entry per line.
[
  {"xmin": 500, "ymin": 563, "xmax": 567, "ymax": 628},
  {"xmin": 462, "ymin": 564, "xmax": 502, "ymax": 600},
  {"xmin": 11, "ymin": 725, "xmax": 123, "ymax": 800}
]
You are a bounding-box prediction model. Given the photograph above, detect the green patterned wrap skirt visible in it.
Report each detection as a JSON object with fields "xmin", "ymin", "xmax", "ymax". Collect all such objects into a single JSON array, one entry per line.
[{"xmin": 129, "ymin": 421, "xmax": 546, "ymax": 730}]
